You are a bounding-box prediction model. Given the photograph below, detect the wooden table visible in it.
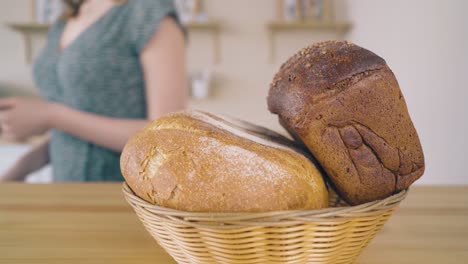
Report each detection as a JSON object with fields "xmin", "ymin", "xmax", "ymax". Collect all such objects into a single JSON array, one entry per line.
[{"xmin": 0, "ymin": 184, "xmax": 467, "ymax": 264}]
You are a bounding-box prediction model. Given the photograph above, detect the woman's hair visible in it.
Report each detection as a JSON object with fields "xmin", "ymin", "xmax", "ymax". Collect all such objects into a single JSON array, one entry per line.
[{"xmin": 62, "ymin": 0, "xmax": 127, "ymax": 18}]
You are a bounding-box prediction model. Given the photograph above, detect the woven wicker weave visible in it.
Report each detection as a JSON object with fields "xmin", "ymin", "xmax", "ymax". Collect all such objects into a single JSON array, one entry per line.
[{"xmin": 123, "ymin": 183, "xmax": 407, "ymax": 264}]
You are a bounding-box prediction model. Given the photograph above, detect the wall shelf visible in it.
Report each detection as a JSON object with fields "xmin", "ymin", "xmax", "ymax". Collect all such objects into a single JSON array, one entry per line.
[
  {"xmin": 5, "ymin": 21, "xmax": 222, "ymax": 64},
  {"xmin": 266, "ymin": 20, "xmax": 352, "ymax": 62},
  {"xmin": 6, "ymin": 22, "xmax": 49, "ymax": 63},
  {"xmin": 6, "ymin": 22, "xmax": 50, "ymax": 32}
]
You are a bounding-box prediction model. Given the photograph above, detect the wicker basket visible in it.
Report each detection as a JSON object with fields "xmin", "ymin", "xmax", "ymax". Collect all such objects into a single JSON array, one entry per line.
[{"xmin": 123, "ymin": 183, "xmax": 407, "ymax": 264}]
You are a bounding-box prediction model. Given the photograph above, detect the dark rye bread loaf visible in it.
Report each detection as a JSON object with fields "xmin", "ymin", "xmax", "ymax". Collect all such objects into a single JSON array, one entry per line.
[
  {"xmin": 121, "ymin": 110, "xmax": 328, "ymax": 212},
  {"xmin": 267, "ymin": 41, "xmax": 425, "ymax": 205}
]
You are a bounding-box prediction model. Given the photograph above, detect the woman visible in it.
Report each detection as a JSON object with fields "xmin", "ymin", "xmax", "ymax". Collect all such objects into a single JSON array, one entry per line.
[{"xmin": 0, "ymin": 0, "xmax": 187, "ymax": 181}]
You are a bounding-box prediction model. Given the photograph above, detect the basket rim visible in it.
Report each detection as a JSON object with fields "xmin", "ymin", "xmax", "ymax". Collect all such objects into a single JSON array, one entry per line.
[{"xmin": 122, "ymin": 182, "xmax": 407, "ymax": 222}]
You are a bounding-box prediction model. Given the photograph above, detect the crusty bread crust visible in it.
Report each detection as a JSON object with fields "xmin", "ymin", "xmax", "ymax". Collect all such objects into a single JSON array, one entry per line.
[
  {"xmin": 121, "ymin": 110, "xmax": 328, "ymax": 212},
  {"xmin": 268, "ymin": 41, "xmax": 425, "ymax": 205}
]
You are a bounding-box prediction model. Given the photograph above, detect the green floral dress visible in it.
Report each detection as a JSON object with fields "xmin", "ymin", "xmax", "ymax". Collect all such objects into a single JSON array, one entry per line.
[{"xmin": 33, "ymin": 0, "xmax": 181, "ymax": 181}]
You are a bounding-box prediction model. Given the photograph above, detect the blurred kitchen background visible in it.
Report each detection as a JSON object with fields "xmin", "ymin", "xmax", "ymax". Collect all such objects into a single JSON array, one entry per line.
[{"xmin": 0, "ymin": 0, "xmax": 466, "ymax": 184}]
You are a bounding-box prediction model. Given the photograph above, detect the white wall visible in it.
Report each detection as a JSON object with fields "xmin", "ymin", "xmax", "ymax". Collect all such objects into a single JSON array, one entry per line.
[
  {"xmin": 346, "ymin": 0, "xmax": 468, "ymax": 184},
  {"xmin": 0, "ymin": 0, "xmax": 466, "ymax": 184}
]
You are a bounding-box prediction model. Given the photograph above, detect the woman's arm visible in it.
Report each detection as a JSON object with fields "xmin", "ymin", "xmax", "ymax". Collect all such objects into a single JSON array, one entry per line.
[
  {"xmin": 0, "ymin": 137, "xmax": 49, "ymax": 181},
  {"xmin": 141, "ymin": 17, "xmax": 187, "ymax": 119},
  {"xmin": 48, "ymin": 107, "xmax": 148, "ymax": 152},
  {"xmin": 0, "ymin": 17, "xmax": 187, "ymax": 152}
]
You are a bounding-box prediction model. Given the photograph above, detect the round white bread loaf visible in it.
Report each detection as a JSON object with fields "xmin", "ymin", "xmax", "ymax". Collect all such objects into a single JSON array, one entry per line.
[{"xmin": 120, "ymin": 110, "xmax": 328, "ymax": 212}]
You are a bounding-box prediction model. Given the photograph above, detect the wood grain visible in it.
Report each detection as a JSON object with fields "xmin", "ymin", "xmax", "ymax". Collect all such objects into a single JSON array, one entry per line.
[{"xmin": 0, "ymin": 184, "xmax": 467, "ymax": 264}]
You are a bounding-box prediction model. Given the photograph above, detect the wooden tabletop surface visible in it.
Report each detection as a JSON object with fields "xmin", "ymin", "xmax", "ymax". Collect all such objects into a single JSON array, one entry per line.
[{"xmin": 0, "ymin": 184, "xmax": 467, "ymax": 264}]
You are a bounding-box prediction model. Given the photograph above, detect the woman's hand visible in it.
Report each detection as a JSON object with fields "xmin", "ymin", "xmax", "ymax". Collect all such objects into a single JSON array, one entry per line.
[
  {"xmin": 0, "ymin": 156, "xmax": 32, "ymax": 182},
  {"xmin": 0, "ymin": 97, "xmax": 55, "ymax": 141},
  {"xmin": 0, "ymin": 137, "xmax": 50, "ymax": 182}
]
